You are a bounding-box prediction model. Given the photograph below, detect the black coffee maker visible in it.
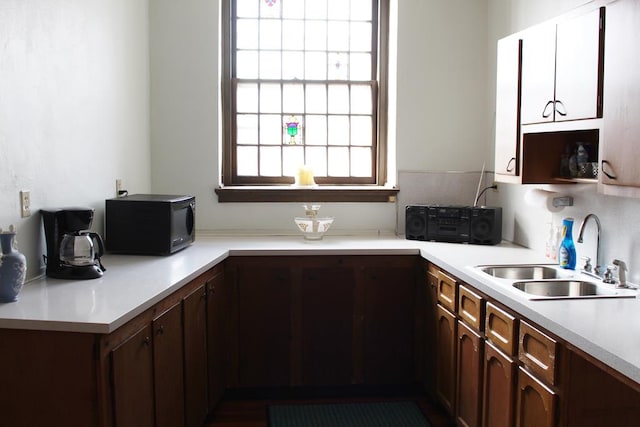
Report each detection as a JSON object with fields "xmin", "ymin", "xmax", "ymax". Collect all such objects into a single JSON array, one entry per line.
[{"xmin": 42, "ymin": 208, "xmax": 106, "ymax": 279}]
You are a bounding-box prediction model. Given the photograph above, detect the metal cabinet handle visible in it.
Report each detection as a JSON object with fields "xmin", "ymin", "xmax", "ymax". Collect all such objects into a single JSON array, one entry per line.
[
  {"xmin": 554, "ymin": 100, "xmax": 567, "ymax": 116},
  {"xmin": 542, "ymin": 100, "xmax": 554, "ymax": 118},
  {"xmin": 143, "ymin": 336, "xmax": 151, "ymax": 346},
  {"xmin": 506, "ymin": 157, "xmax": 516, "ymax": 173},
  {"xmin": 601, "ymin": 160, "xmax": 617, "ymax": 180},
  {"xmin": 156, "ymin": 325, "xmax": 164, "ymax": 336}
]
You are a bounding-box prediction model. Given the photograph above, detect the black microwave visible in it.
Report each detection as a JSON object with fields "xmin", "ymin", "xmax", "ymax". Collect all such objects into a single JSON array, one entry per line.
[{"xmin": 105, "ymin": 194, "xmax": 195, "ymax": 255}]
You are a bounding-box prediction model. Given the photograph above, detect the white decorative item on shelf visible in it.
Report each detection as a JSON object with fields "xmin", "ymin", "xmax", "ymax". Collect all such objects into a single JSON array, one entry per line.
[
  {"xmin": 0, "ymin": 225, "xmax": 27, "ymax": 302},
  {"xmin": 294, "ymin": 204, "xmax": 334, "ymax": 240}
]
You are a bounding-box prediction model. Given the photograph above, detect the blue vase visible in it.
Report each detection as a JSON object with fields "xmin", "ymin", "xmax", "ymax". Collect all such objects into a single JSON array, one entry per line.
[{"xmin": 0, "ymin": 232, "xmax": 27, "ymax": 303}]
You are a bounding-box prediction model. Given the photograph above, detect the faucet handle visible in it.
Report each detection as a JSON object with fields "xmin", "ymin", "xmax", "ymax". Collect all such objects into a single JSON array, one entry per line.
[
  {"xmin": 603, "ymin": 265, "xmax": 618, "ymax": 284},
  {"xmin": 580, "ymin": 256, "xmax": 593, "ymax": 273}
]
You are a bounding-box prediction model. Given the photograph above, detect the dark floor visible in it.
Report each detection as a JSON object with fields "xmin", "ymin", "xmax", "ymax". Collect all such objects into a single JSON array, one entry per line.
[{"xmin": 204, "ymin": 386, "xmax": 454, "ymax": 427}]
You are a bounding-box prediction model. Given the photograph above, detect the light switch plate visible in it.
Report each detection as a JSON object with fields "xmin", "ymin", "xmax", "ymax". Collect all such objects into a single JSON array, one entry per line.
[{"xmin": 20, "ymin": 190, "xmax": 31, "ymax": 218}]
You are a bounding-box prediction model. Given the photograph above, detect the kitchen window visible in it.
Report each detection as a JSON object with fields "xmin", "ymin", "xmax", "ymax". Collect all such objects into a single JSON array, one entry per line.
[{"xmin": 216, "ymin": 0, "xmax": 397, "ymax": 202}]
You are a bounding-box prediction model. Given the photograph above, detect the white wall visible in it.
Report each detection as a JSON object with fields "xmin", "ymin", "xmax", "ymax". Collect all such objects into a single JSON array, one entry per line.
[
  {"xmin": 149, "ymin": 0, "xmax": 492, "ymax": 235},
  {"xmin": 0, "ymin": 0, "xmax": 151, "ymax": 280}
]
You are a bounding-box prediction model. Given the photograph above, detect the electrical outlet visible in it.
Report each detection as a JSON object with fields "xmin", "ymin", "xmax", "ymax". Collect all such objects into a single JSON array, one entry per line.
[
  {"xmin": 20, "ymin": 190, "xmax": 31, "ymax": 218},
  {"xmin": 116, "ymin": 179, "xmax": 123, "ymax": 196},
  {"xmin": 492, "ymin": 182, "xmax": 499, "ymax": 192}
]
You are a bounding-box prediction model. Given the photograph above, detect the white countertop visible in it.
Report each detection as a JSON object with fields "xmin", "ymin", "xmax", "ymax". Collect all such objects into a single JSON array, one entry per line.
[{"xmin": 1, "ymin": 234, "xmax": 639, "ymax": 386}]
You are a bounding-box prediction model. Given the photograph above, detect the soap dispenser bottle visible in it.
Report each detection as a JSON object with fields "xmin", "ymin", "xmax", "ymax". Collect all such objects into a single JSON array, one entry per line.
[{"xmin": 558, "ymin": 217, "xmax": 576, "ymax": 270}]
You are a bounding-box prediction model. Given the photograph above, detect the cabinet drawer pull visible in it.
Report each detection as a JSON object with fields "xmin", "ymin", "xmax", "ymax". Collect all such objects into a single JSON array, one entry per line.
[{"xmin": 506, "ymin": 157, "xmax": 516, "ymax": 172}]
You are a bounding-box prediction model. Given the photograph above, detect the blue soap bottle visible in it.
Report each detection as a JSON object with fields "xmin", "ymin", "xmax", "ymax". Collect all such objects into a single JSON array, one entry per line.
[{"xmin": 558, "ymin": 217, "xmax": 576, "ymax": 270}]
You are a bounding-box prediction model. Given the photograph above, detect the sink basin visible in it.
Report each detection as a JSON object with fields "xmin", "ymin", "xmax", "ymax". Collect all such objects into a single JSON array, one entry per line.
[
  {"xmin": 478, "ymin": 264, "xmax": 562, "ymax": 280},
  {"xmin": 472, "ymin": 264, "xmax": 638, "ymax": 300},
  {"xmin": 512, "ymin": 280, "xmax": 632, "ymax": 299}
]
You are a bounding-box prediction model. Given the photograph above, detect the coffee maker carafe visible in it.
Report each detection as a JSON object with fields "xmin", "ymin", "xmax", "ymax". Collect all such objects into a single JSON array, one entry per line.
[{"xmin": 42, "ymin": 208, "xmax": 106, "ymax": 279}]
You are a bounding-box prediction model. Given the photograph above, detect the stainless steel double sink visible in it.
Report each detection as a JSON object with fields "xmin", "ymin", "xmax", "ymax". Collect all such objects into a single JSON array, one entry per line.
[{"xmin": 473, "ymin": 264, "xmax": 638, "ymax": 300}]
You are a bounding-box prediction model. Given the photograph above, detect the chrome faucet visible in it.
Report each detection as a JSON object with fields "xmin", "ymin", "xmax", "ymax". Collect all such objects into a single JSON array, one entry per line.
[{"xmin": 577, "ymin": 214, "xmax": 602, "ymax": 277}]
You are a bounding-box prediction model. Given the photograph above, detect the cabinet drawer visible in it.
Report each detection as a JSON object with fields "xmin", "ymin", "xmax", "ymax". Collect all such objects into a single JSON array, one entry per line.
[
  {"xmin": 437, "ymin": 269, "xmax": 458, "ymax": 312},
  {"xmin": 519, "ymin": 321, "xmax": 558, "ymax": 386},
  {"xmin": 457, "ymin": 285, "xmax": 484, "ymax": 332},
  {"xmin": 486, "ymin": 302, "xmax": 518, "ymax": 357}
]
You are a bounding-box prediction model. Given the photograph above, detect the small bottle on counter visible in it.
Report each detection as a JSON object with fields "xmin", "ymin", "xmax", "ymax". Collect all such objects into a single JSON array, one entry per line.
[{"xmin": 558, "ymin": 217, "xmax": 576, "ymax": 270}]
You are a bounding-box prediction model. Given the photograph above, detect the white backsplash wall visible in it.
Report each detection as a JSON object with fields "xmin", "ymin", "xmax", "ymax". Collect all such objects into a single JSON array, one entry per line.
[
  {"xmin": 396, "ymin": 170, "xmax": 497, "ymax": 235},
  {"xmin": 495, "ymin": 183, "xmax": 640, "ymax": 286}
]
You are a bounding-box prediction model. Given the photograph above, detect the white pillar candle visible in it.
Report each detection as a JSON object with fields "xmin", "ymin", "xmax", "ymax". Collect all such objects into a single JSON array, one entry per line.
[{"xmin": 297, "ymin": 165, "xmax": 315, "ymax": 186}]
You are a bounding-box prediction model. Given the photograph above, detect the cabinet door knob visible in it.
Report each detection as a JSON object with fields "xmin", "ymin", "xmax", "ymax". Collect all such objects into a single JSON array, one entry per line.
[
  {"xmin": 143, "ymin": 336, "xmax": 151, "ymax": 346},
  {"xmin": 156, "ymin": 325, "xmax": 164, "ymax": 335}
]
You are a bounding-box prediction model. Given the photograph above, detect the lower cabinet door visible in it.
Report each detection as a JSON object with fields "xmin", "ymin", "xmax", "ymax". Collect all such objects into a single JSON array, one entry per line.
[
  {"xmin": 153, "ymin": 302, "xmax": 186, "ymax": 427},
  {"xmin": 482, "ymin": 341, "xmax": 516, "ymax": 427},
  {"xmin": 436, "ymin": 304, "xmax": 457, "ymax": 416},
  {"xmin": 456, "ymin": 321, "xmax": 483, "ymax": 427},
  {"xmin": 111, "ymin": 324, "xmax": 155, "ymax": 427},
  {"xmin": 516, "ymin": 367, "xmax": 556, "ymax": 427},
  {"xmin": 183, "ymin": 284, "xmax": 209, "ymax": 427}
]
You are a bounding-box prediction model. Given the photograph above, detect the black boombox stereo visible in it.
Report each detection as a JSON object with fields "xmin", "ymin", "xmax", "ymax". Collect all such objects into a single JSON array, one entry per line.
[{"xmin": 405, "ymin": 205, "xmax": 502, "ymax": 245}]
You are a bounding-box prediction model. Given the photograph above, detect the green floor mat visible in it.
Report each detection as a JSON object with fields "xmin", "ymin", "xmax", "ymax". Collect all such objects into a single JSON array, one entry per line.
[{"xmin": 268, "ymin": 401, "xmax": 432, "ymax": 427}]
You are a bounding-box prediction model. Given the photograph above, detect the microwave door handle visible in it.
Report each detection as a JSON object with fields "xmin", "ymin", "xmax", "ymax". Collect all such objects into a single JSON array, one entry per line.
[{"xmin": 187, "ymin": 202, "xmax": 195, "ymax": 235}]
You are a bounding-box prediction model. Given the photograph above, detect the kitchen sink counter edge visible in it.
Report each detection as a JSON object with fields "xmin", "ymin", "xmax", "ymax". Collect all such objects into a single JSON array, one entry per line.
[{"xmin": 1, "ymin": 234, "xmax": 639, "ymax": 386}]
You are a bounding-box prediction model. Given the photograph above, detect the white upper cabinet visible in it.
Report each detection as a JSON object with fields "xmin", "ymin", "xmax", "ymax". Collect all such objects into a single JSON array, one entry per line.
[
  {"xmin": 520, "ymin": 22, "xmax": 557, "ymax": 125},
  {"xmin": 601, "ymin": 0, "xmax": 640, "ymax": 191},
  {"xmin": 494, "ymin": 36, "xmax": 522, "ymax": 178},
  {"xmin": 521, "ymin": 8, "xmax": 604, "ymax": 125}
]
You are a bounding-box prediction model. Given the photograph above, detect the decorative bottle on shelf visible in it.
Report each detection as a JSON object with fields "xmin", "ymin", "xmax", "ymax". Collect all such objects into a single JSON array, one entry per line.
[
  {"xmin": 558, "ymin": 217, "xmax": 576, "ymax": 270},
  {"xmin": 576, "ymin": 142, "xmax": 589, "ymax": 177},
  {"xmin": 0, "ymin": 225, "xmax": 27, "ymax": 302}
]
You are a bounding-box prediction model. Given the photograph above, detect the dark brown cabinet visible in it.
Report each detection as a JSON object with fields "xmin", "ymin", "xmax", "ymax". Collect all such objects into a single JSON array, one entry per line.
[
  {"xmin": 183, "ymin": 285, "xmax": 209, "ymax": 427},
  {"xmin": 111, "ymin": 302, "xmax": 186, "ymax": 427},
  {"xmin": 482, "ymin": 341, "xmax": 516, "ymax": 427},
  {"xmin": 299, "ymin": 263, "xmax": 355, "ymax": 386},
  {"xmin": 234, "ymin": 260, "xmax": 292, "ymax": 387},
  {"xmin": 206, "ymin": 265, "xmax": 228, "ymax": 412},
  {"xmin": 111, "ymin": 323, "xmax": 156, "ymax": 427},
  {"xmin": 456, "ymin": 321, "xmax": 483, "ymax": 427},
  {"xmin": 153, "ymin": 303, "xmax": 186, "ymax": 427},
  {"xmin": 436, "ymin": 303, "xmax": 457, "ymax": 416},
  {"xmin": 516, "ymin": 367, "xmax": 556, "ymax": 427},
  {"xmin": 423, "ymin": 262, "xmax": 439, "ymax": 396},
  {"xmin": 362, "ymin": 258, "xmax": 416, "ymax": 385},
  {"xmin": 227, "ymin": 255, "xmax": 420, "ymax": 389}
]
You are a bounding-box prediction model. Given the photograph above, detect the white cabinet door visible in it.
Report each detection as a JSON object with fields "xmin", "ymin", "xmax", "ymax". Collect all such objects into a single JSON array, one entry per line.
[
  {"xmin": 494, "ymin": 36, "xmax": 522, "ymax": 178},
  {"xmin": 555, "ymin": 8, "xmax": 603, "ymax": 122},
  {"xmin": 520, "ymin": 23, "xmax": 556, "ymax": 125},
  {"xmin": 602, "ymin": 0, "xmax": 640, "ymax": 188}
]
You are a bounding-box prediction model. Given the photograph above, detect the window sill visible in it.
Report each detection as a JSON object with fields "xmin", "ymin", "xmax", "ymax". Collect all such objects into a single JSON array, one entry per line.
[{"xmin": 214, "ymin": 185, "xmax": 399, "ymax": 203}]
